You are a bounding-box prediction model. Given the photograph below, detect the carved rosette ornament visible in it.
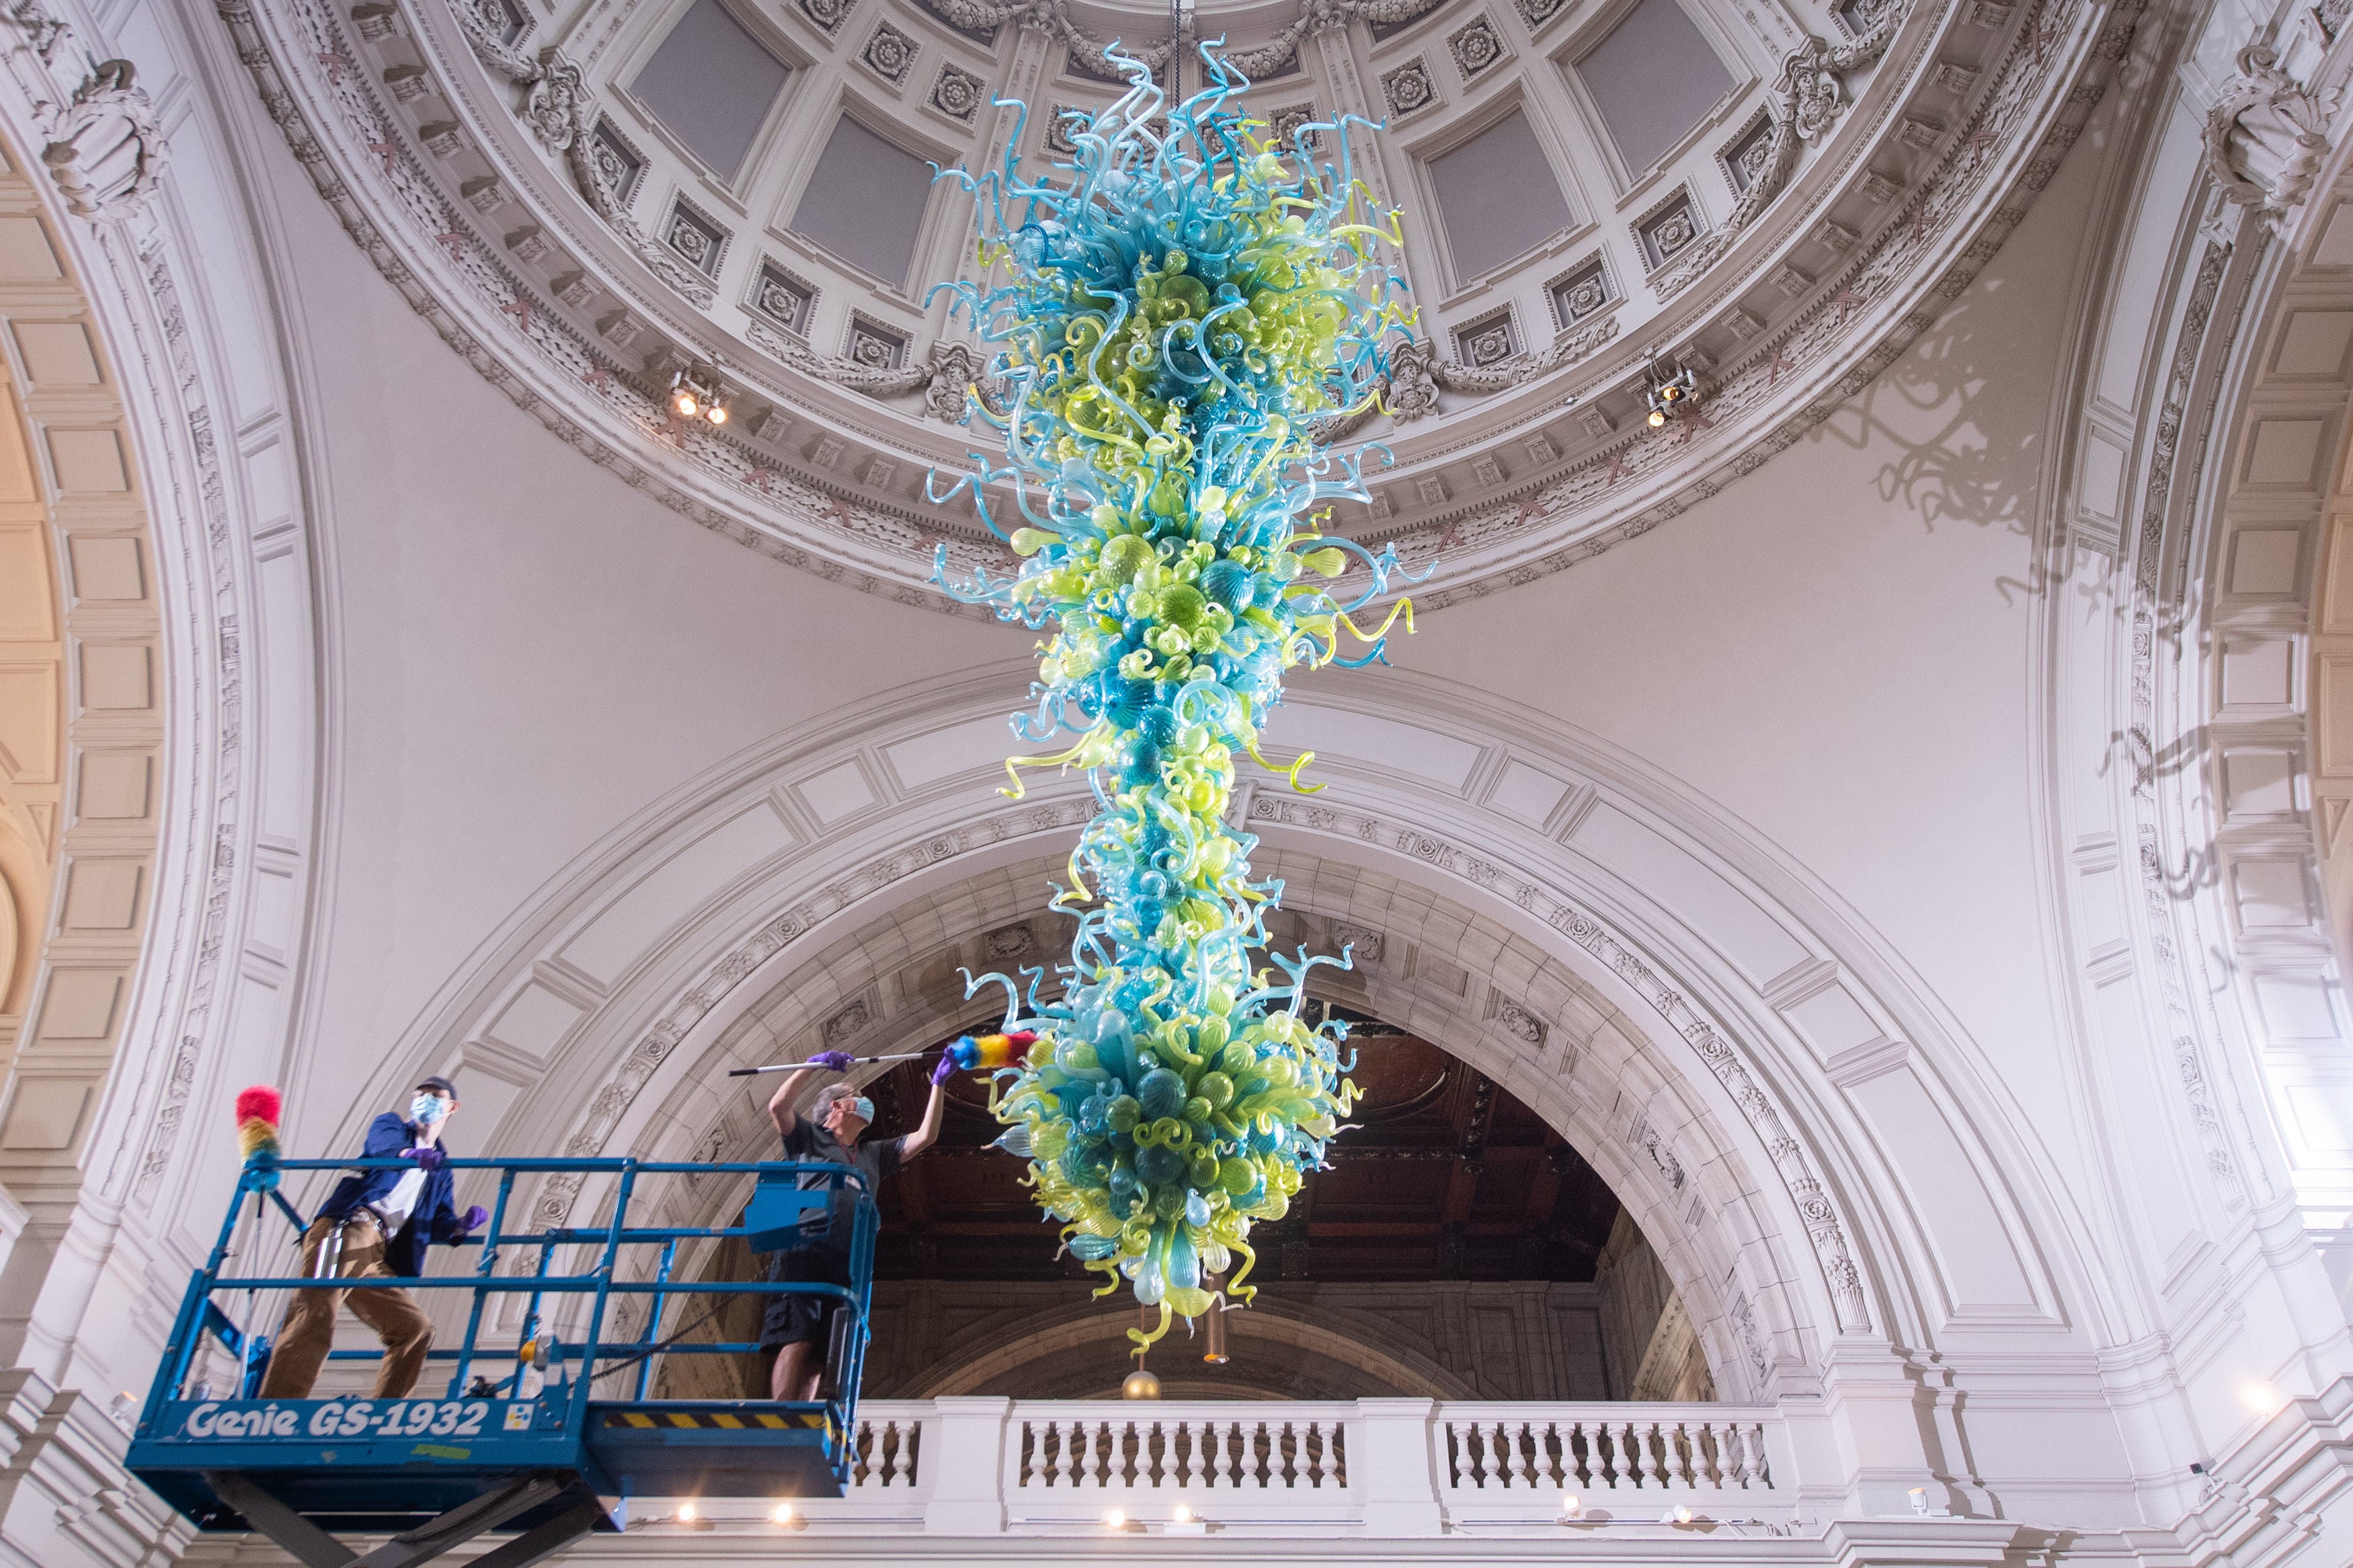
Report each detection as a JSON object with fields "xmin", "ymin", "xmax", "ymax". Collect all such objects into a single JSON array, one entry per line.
[
  {"xmin": 2203, "ymin": 44, "xmax": 2334, "ymax": 225},
  {"xmin": 41, "ymin": 58, "xmax": 167, "ymax": 221}
]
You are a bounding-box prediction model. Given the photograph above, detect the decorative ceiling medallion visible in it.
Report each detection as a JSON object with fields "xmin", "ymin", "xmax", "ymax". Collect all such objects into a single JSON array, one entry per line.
[
  {"xmin": 844, "ymin": 312, "xmax": 910, "ymax": 371},
  {"xmin": 861, "ymin": 22, "xmax": 918, "ymax": 84},
  {"xmin": 797, "ymin": 0, "xmax": 859, "ymax": 34},
  {"xmin": 1043, "ymin": 103, "xmax": 1085, "ymax": 158},
  {"xmin": 465, "ymin": 0, "xmax": 529, "ymax": 48},
  {"xmin": 663, "ymin": 195, "xmax": 730, "ymax": 278},
  {"xmin": 1512, "ymin": 0, "xmax": 1569, "ymax": 30},
  {"xmin": 1451, "ymin": 306, "xmax": 1521, "ymax": 370},
  {"xmin": 1380, "ymin": 56, "xmax": 1439, "ymax": 120},
  {"xmin": 1717, "ymin": 110, "xmax": 1776, "ymax": 194},
  {"xmin": 587, "ymin": 118, "xmax": 645, "ymax": 210},
  {"xmin": 930, "ymin": 63, "xmax": 985, "ymax": 123},
  {"xmin": 1546, "ymin": 254, "xmax": 1613, "ymax": 329},
  {"xmin": 748, "ymin": 256, "xmax": 818, "ymax": 338},
  {"xmin": 1632, "ymin": 186, "xmax": 1703, "ymax": 272},
  {"xmin": 1267, "ymin": 102, "xmax": 1320, "ymax": 155},
  {"xmin": 1447, "ymin": 13, "xmax": 1508, "ymax": 81}
]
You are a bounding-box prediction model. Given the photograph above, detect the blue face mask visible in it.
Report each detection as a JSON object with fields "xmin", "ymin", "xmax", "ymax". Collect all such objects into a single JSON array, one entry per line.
[
  {"xmin": 842, "ymin": 1097, "xmax": 873, "ymax": 1125},
  {"xmin": 410, "ymin": 1094, "xmax": 449, "ymax": 1126}
]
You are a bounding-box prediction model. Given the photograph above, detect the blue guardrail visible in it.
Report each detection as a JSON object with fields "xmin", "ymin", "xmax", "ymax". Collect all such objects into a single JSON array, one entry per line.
[{"xmin": 124, "ymin": 1153, "xmax": 875, "ymax": 1563}]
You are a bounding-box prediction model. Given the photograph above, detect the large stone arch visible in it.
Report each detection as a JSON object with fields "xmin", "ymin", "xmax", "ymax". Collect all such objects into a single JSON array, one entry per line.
[{"xmin": 346, "ymin": 653, "xmax": 2122, "ymax": 1518}]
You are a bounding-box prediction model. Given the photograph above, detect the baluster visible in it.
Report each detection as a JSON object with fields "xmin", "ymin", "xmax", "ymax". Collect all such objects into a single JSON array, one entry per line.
[
  {"xmin": 1096, "ymin": 1420, "xmax": 1118, "ymax": 1488},
  {"xmin": 1330, "ymin": 1420, "xmax": 1347, "ymax": 1487},
  {"xmin": 1222, "ymin": 1420, "xmax": 1244, "ymax": 1487},
  {"xmin": 1517, "ymin": 1420, "xmax": 1540, "ymax": 1488},
  {"xmin": 1068, "ymin": 1419, "xmax": 1092, "ymax": 1488},
  {"xmin": 1494, "ymin": 1420, "xmax": 1515, "ymax": 1487},
  {"xmin": 1741, "ymin": 1421, "xmax": 1766, "ymax": 1487},
  {"xmin": 871, "ymin": 1420, "xmax": 892, "ymax": 1487},
  {"xmin": 1033, "ymin": 1419, "xmax": 1056, "ymax": 1487},
  {"xmin": 1246, "ymin": 1419, "xmax": 1267, "ymax": 1487},
  {"xmin": 1643, "ymin": 1419, "xmax": 1667, "ymax": 1485},
  {"xmin": 1608, "ymin": 1419, "xmax": 1635, "ymax": 1488},
  {"xmin": 1180, "ymin": 1418, "xmax": 1200, "ymax": 1488},
  {"xmin": 1302, "ymin": 1421, "xmax": 1324, "ymax": 1487},
  {"xmin": 888, "ymin": 1419, "xmax": 913, "ymax": 1486}
]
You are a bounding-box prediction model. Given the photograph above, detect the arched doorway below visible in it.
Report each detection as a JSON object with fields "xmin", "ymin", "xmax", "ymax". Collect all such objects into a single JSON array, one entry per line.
[{"xmin": 658, "ymin": 1005, "xmax": 1708, "ymax": 1404}]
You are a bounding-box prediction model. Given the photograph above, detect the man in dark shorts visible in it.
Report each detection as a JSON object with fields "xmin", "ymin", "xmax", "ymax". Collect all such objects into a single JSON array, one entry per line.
[{"xmin": 760, "ymin": 1050, "xmax": 949, "ymax": 1401}]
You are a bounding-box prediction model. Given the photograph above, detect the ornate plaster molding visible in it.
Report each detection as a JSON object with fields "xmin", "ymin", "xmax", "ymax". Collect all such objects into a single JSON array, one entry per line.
[
  {"xmin": 218, "ymin": 0, "xmax": 2136, "ymax": 616},
  {"xmin": 2202, "ymin": 45, "xmax": 2335, "ymax": 226},
  {"xmin": 213, "ymin": 0, "xmax": 1012, "ymax": 621},
  {"xmin": 1650, "ymin": 6, "xmax": 1911, "ymax": 302}
]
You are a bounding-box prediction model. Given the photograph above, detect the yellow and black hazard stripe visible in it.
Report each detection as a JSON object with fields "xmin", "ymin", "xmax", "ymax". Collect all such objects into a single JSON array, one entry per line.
[{"xmin": 601, "ymin": 1409, "xmax": 832, "ymax": 1434}]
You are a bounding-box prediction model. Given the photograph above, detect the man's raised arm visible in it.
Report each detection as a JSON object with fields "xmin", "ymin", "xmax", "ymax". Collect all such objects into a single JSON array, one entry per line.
[{"xmin": 764, "ymin": 1051, "xmax": 854, "ymax": 1136}]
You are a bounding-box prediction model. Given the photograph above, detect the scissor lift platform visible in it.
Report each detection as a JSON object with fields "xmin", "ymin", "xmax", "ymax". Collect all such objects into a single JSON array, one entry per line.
[{"xmin": 126, "ymin": 1154, "xmax": 873, "ymax": 1568}]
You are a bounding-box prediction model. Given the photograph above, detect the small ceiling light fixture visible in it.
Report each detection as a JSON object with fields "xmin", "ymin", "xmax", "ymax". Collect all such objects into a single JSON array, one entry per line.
[
  {"xmin": 1103, "ymin": 1506, "xmax": 1129, "ymax": 1530},
  {"xmin": 669, "ymin": 361, "xmax": 730, "ymax": 425},
  {"xmin": 1642, "ymin": 345, "xmax": 1700, "ymax": 428},
  {"xmin": 1560, "ymin": 1493, "xmax": 1583, "ymax": 1519},
  {"xmin": 772, "ymin": 1501, "xmax": 798, "ymax": 1526}
]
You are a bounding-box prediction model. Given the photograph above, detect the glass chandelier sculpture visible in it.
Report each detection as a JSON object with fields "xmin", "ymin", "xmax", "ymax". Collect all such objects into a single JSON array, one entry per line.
[{"xmin": 931, "ymin": 48, "xmax": 1419, "ymax": 1352}]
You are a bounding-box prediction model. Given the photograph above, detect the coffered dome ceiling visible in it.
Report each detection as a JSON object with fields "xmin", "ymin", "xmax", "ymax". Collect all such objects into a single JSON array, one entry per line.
[{"xmin": 227, "ymin": 0, "xmax": 2141, "ymax": 609}]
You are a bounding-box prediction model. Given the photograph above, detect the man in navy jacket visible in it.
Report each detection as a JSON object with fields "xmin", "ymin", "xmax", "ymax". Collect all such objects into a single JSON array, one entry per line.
[{"xmin": 257, "ymin": 1075, "xmax": 487, "ymax": 1399}]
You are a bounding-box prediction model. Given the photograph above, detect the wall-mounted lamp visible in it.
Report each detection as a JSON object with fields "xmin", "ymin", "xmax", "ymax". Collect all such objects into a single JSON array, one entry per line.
[
  {"xmin": 1642, "ymin": 346, "xmax": 1700, "ymax": 428},
  {"xmin": 669, "ymin": 362, "xmax": 731, "ymax": 425}
]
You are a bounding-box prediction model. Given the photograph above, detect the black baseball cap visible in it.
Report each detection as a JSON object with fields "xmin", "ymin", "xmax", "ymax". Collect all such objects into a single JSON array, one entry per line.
[{"xmin": 415, "ymin": 1075, "xmax": 458, "ymax": 1098}]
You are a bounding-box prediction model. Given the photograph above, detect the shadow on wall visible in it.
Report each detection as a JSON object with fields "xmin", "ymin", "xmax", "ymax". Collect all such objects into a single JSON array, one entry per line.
[{"xmin": 1809, "ymin": 255, "xmax": 2227, "ymax": 903}]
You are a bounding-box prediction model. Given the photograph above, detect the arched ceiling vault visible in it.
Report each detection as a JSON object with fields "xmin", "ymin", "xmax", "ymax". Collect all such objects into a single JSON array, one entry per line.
[
  {"xmin": 218, "ymin": 0, "xmax": 2145, "ymax": 611},
  {"xmin": 353, "ymin": 661, "xmax": 2112, "ymax": 1406}
]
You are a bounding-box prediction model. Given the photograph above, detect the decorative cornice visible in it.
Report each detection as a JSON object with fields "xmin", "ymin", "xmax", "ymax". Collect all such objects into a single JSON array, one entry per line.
[
  {"xmin": 212, "ymin": 0, "xmax": 1014, "ymax": 620},
  {"xmin": 216, "ymin": 0, "xmax": 2136, "ymax": 614}
]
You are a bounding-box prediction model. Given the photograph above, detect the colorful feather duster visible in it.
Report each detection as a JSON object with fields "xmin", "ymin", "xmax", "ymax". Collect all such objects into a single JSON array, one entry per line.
[{"xmin": 235, "ymin": 1085, "xmax": 282, "ymax": 1185}]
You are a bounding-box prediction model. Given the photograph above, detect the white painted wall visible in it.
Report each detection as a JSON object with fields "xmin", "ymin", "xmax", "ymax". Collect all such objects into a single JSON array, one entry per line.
[{"xmin": 251, "ymin": 132, "xmax": 1018, "ymax": 1141}]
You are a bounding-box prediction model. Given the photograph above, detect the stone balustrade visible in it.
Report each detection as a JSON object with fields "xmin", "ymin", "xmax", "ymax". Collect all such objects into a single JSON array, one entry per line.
[{"xmin": 725, "ymin": 1397, "xmax": 1798, "ymax": 1538}]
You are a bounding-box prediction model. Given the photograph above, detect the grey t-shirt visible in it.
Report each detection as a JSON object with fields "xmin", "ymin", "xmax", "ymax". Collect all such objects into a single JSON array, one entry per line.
[{"xmin": 777, "ymin": 1116, "xmax": 906, "ymax": 1252}]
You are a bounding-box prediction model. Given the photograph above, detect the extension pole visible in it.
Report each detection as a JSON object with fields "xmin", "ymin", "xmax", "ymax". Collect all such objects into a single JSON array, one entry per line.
[{"xmin": 725, "ymin": 1051, "xmax": 936, "ymax": 1078}]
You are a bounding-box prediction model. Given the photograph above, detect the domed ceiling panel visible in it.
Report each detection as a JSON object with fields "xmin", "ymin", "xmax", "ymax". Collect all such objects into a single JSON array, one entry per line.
[
  {"xmin": 630, "ymin": 0, "xmax": 791, "ymax": 180},
  {"xmin": 1575, "ymin": 0, "xmax": 1738, "ymax": 176},
  {"xmin": 223, "ymin": 0, "xmax": 2148, "ymax": 610}
]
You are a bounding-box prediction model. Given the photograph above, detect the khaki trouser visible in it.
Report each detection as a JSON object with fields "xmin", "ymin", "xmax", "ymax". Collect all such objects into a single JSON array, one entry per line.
[{"xmin": 256, "ymin": 1213, "xmax": 434, "ymax": 1399}]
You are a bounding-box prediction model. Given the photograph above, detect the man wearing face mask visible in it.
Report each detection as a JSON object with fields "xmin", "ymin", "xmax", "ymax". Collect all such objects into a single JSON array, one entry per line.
[
  {"xmin": 257, "ymin": 1076, "xmax": 489, "ymax": 1400},
  {"xmin": 758, "ymin": 1051, "xmax": 949, "ymax": 1401}
]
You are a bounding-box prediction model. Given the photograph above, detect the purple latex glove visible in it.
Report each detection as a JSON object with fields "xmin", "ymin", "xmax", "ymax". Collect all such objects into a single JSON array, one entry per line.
[
  {"xmin": 807, "ymin": 1050, "xmax": 855, "ymax": 1071},
  {"xmin": 405, "ymin": 1145, "xmax": 446, "ymax": 1172},
  {"xmin": 930, "ymin": 1051, "xmax": 959, "ymax": 1087},
  {"xmin": 454, "ymin": 1204, "xmax": 489, "ymax": 1237}
]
